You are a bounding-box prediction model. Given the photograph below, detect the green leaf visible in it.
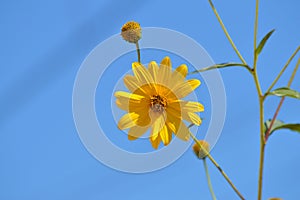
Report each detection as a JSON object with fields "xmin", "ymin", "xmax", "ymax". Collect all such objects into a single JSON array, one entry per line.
[
  {"xmin": 264, "ymin": 119, "xmax": 300, "ymax": 137},
  {"xmin": 255, "ymin": 29, "xmax": 275, "ymax": 55},
  {"xmin": 268, "ymin": 87, "xmax": 300, "ymax": 100},
  {"xmin": 190, "ymin": 63, "xmax": 251, "ymax": 74}
]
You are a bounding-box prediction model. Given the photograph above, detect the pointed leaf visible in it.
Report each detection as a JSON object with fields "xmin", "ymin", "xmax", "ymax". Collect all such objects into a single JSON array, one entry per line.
[
  {"xmin": 268, "ymin": 87, "xmax": 300, "ymax": 100},
  {"xmin": 190, "ymin": 63, "xmax": 250, "ymax": 74},
  {"xmin": 255, "ymin": 29, "xmax": 275, "ymax": 55},
  {"xmin": 264, "ymin": 119, "xmax": 300, "ymax": 137}
]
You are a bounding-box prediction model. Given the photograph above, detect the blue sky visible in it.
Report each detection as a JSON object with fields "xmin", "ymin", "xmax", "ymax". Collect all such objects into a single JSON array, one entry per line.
[{"xmin": 1, "ymin": 0, "xmax": 300, "ymax": 199}]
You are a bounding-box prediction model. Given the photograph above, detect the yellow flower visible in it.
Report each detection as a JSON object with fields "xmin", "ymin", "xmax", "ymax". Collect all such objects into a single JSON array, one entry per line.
[
  {"xmin": 121, "ymin": 21, "xmax": 141, "ymax": 43},
  {"xmin": 115, "ymin": 56, "xmax": 204, "ymax": 149},
  {"xmin": 192, "ymin": 140, "xmax": 210, "ymax": 159}
]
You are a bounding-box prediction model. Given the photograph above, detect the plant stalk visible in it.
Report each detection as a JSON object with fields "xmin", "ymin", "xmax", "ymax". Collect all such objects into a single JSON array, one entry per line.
[
  {"xmin": 207, "ymin": 0, "xmax": 247, "ymax": 65},
  {"xmin": 135, "ymin": 42, "xmax": 141, "ymax": 63},
  {"xmin": 203, "ymin": 158, "xmax": 217, "ymax": 200}
]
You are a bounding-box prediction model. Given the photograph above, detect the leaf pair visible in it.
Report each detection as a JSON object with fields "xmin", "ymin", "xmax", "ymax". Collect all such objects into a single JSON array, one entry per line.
[
  {"xmin": 264, "ymin": 119, "xmax": 300, "ymax": 137},
  {"xmin": 265, "ymin": 88, "xmax": 300, "ymax": 138}
]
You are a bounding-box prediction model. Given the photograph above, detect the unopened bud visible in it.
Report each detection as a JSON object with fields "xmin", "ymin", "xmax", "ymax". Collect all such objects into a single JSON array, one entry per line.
[
  {"xmin": 193, "ymin": 140, "xmax": 210, "ymax": 159},
  {"xmin": 121, "ymin": 21, "xmax": 141, "ymax": 43}
]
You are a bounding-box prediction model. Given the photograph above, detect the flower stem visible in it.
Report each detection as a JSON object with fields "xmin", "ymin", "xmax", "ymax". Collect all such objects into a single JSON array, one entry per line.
[
  {"xmin": 264, "ymin": 46, "xmax": 300, "ymax": 97},
  {"xmin": 189, "ymin": 131, "xmax": 245, "ymax": 200},
  {"xmin": 135, "ymin": 42, "xmax": 141, "ymax": 63},
  {"xmin": 203, "ymin": 158, "xmax": 217, "ymax": 200},
  {"xmin": 207, "ymin": 0, "xmax": 247, "ymax": 65}
]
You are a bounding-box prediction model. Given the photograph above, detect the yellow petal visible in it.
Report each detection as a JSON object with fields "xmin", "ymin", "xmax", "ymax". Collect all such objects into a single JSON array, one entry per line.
[
  {"xmin": 180, "ymin": 101, "xmax": 204, "ymax": 112},
  {"xmin": 182, "ymin": 112, "xmax": 202, "ymax": 126},
  {"xmin": 151, "ymin": 114, "xmax": 166, "ymax": 140},
  {"xmin": 166, "ymin": 109, "xmax": 191, "ymax": 141},
  {"xmin": 150, "ymin": 134, "xmax": 161, "ymax": 149},
  {"xmin": 158, "ymin": 57, "xmax": 172, "ymax": 86},
  {"xmin": 168, "ymin": 64, "xmax": 187, "ymax": 90},
  {"xmin": 128, "ymin": 126, "xmax": 149, "ymax": 140},
  {"xmin": 114, "ymin": 91, "xmax": 145, "ymax": 111},
  {"xmin": 160, "ymin": 56, "xmax": 171, "ymax": 68},
  {"xmin": 135, "ymin": 110, "xmax": 151, "ymax": 127},
  {"xmin": 116, "ymin": 99, "xmax": 128, "ymax": 111},
  {"xmin": 166, "ymin": 100, "xmax": 181, "ymax": 116},
  {"xmin": 160, "ymin": 125, "xmax": 171, "ymax": 146},
  {"xmin": 118, "ymin": 113, "xmax": 139, "ymax": 130},
  {"xmin": 175, "ymin": 64, "xmax": 188, "ymax": 78},
  {"xmin": 132, "ymin": 62, "xmax": 154, "ymax": 85},
  {"xmin": 172, "ymin": 79, "xmax": 201, "ymax": 99},
  {"xmin": 115, "ymin": 91, "xmax": 144, "ymax": 101},
  {"xmin": 148, "ymin": 61, "xmax": 159, "ymax": 83},
  {"xmin": 123, "ymin": 75, "xmax": 145, "ymax": 94},
  {"xmin": 166, "ymin": 109, "xmax": 181, "ymax": 133}
]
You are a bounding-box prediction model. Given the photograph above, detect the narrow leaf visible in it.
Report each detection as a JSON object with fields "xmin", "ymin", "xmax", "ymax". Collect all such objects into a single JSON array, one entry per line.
[
  {"xmin": 275, "ymin": 124, "xmax": 300, "ymax": 133},
  {"xmin": 268, "ymin": 87, "xmax": 300, "ymax": 100},
  {"xmin": 264, "ymin": 119, "xmax": 300, "ymax": 137},
  {"xmin": 190, "ymin": 63, "xmax": 250, "ymax": 74},
  {"xmin": 255, "ymin": 29, "xmax": 275, "ymax": 55}
]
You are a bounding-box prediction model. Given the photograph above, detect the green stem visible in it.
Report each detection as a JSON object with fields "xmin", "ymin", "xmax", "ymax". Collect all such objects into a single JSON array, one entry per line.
[
  {"xmin": 264, "ymin": 46, "xmax": 300, "ymax": 97},
  {"xmin": 203, "ymin": 159, "xmax": 217, "ymax": 200},
  {"xmin": 287, "ymin": 58, "xmax": 300, "ymax": 86},
  {"xmin": 252, "ymin": 70, "xmax": 263, "ymax": 98},
  {"xmin": 189, "ymin": 131, "xmax": 245, "ymax": 200},
  {"xmin": 207, "ymin": 0, "xmax": 247, "ymax": 65},
  {"xmin": 257, "ymin": 96, "xmax": 265, "ymax": 200},
  {"xmin": 252, "ymin": 1, "xmax": 266, "ymax": 199},
  {"xmin": 253, "ymin": 0, "xmax": 260, "ymax": 71},
  {"xmin": 135, "ymin": 42, "xmax": 141, "ymax": 63}
]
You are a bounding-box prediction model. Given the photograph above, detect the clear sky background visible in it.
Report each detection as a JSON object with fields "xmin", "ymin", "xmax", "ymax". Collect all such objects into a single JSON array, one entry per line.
[{"xmin": 1, "ymin": 0, "xmax": 300, "ymax": 199}]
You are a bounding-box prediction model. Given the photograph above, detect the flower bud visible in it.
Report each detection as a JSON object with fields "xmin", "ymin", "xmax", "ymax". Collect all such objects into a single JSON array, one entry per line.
[
  {"xmin": 121, "ymin": 21, "xmax": 141, "ymax": 43},
  {"xmin": 193, "ymin": 140, "xmax": 210, "ymax": 159}
]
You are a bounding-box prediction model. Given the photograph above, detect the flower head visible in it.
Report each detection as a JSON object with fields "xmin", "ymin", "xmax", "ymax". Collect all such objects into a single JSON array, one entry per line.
[
  {"xmin": 121, "ymin": 21, "xmax": 141, "ymax": 43},
  {"xmin": 115, "ymin": 56, "xmax": 204, "ymax": 149},
  {"xmin": 192, "ymin": 140, "xmax": 210, "ymax": 159}
]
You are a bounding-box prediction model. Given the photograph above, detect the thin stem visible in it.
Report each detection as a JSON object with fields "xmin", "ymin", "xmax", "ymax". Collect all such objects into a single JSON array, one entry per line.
[
  {"xmin": 189, "ymin": 131, "xmax": 245, "ymax": 200},
  {"xmin": 264, "ymin": 58, "xmax": 300, "ymax": 142},
  {"xmin": 252, "ymin": 71, "xmax": 263, "ymax": 97},
  {"xmin": 253, "ymin": 0, "xmax": 260, "ymax": 71},
  {"xmin": 264, "ymin": 97, "xmax": 285, "ymax": 142},
  {"xmin": 207, "ymin": 0, "xmax": 247, "ymax": 65},
  {"xmin": 135, "ymin": 42, "xmax": 141, "ymax": 63},
  {"xmin": 264, "ymin": 46, "xmax": 300, "ymax": 97},
  {"xmin": 287, "ymin": 58, "xmax": 300, "ymax": 86},
  {"xmin": 257, "ymin": 144, "xmax": 265, "ymax": 200},
  {"xmin": 203, "ymin": 159, "xmax": 217, "ymax": 200},
  {"xmin": 257, "ymin": 97, "xmax": 265, "ymax": 200}
]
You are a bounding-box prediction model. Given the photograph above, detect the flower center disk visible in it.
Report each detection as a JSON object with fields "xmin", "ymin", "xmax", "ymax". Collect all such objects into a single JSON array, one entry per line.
[{"xmin": 150, "ymin": 95, "xmax": 167, "ymax": 113}]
